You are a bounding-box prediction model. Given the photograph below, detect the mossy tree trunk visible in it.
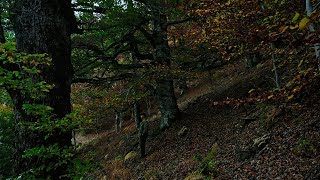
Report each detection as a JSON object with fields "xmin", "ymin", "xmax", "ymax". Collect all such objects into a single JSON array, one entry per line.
[
  {"xmin": 11, "ymin": 0, "xmax": 76, "ymax": 177},
  {"xmin": 152, "ymin": 11, "xmax": 180, "ymax": 130}
]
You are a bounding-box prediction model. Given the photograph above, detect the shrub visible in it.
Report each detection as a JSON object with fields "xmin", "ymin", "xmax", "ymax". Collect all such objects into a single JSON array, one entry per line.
[{"xmin": 0, "ymin": 103, "xmax": 14, "ymax": 178}]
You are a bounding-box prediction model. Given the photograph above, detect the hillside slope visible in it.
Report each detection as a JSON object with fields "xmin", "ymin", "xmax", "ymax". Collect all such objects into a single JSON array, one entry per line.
[{"xmin": 82, "ymin": 61, "xmax": 320, "ymax": 179}]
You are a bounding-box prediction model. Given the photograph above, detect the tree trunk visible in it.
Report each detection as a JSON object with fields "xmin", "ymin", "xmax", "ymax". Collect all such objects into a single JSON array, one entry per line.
[
  {"xmin": 157, "ymin": 79, "xmax": 180, "ymax": 130},
  {"xmin": 138, "ymin": 120, "xmax": 148, "ymax": 157},
  {"xmin": 0, "ymin": 15, "xmax": 5, "ymax": 43},
  {"xmin": 153, "ymin": 12, "xmax": 180, "ymax": 130},
  {"xmin": 11, "ymin": 0, "xmax": 76, "ymax": 177},
  {"xmin": 115, "ymin": 113, "xmax": 120, "ymax": 132},
  {"xmin": 115, "ymin": 110, "xmax": 125, "ymax": 133},
  {"xmin": 133, "ymin": 101, "xmax": 142, "ymax": 129},
  {"xmin": 271, "ymin": 43, "xmax": 280, "ymax": 90},
  {"xmin": 306, "ymin": 0, "xmax": 320, "ymax": 70}
]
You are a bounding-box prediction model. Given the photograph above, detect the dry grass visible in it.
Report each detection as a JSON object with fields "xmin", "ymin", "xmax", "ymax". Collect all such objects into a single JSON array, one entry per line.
[{"xmin": 103, "ymin": 159, "xmax": 132, "ymax": 180}]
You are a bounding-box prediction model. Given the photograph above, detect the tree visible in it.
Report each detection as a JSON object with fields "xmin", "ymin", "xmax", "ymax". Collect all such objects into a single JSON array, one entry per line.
[
  {"xmin": 138, "ymin": 0, "xmax": 181, "ymax": 130},
  {"xmin": 72, "ymin": 0, "xmax": 190, "ymax": 130},
  {"xmin": 9, "ymin": 0, "xmax": 77, "ymax": 177}
]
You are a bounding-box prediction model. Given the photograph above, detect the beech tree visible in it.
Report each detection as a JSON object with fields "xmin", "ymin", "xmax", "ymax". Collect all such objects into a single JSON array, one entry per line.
[
  {"xmin": 71, "ymin": 0, "xmax": 195, "ymax": 130},
  {"xmin": 8, "ymin": 0, "xmax": 77, "ymax": 177},
  {"xmin": 142, "ymin": 0, "xmax": 180, "ymax": 130}
]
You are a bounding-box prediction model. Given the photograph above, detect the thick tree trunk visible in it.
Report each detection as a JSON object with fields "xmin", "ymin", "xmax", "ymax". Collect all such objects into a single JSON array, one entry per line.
[
  {"xmin": 156, "ymin": 79, "xmax": 180, "ymax": 130},
  {"xmin": 11, "ymin": 0, "xmax": 76, "ymax": 177},
  {"xmin": 153, "ymin": 12, "xmax": 180, "ymax": 130}
]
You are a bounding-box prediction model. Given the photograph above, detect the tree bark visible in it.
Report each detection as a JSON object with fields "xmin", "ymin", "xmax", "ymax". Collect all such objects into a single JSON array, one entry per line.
[
  {"xmin": 156, "ymin": 79, "xmax": 180, "ymax": 130},
  {"xmin": 0, "ymin": 15, "xmax": 5, "ymax": 43},
  {"xmin": 115, "ymin": 112, "xmax": 123, "ymax": 133},
  {"xmin": 306, "ymin": 0, "xmax": 320, "ymax": 70},
  {"xmin": 139, "ymin": 120, "xmax": 148, "ymax": 157},
  {"xmin": 271, "ymin": 43, "xmax": 280, "ymax": 90},
  {"xmin": 11, "ymin": 0, "xmax": 76, "ymax": 177},
  {"xmin": 152, "ymin": 11, "xmax": 180, "ymax": 130},
  {"xmin": 133, "ymin": 101, "xmax": 142, "ymax": 129}
]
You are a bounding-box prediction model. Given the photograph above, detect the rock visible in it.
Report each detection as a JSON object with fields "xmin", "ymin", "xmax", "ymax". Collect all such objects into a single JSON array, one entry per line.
[
  {"xmin": 184, "ymin": 172, "xmax": 204, "ymax": 180},
  {"xmin": 124, "ymin": 151, "xmax": 138, "ymax": 163},
  {"xmin": 241, "ymin": 117, "xmax": 256, "ymax": 127},
  {"xmin": 236, "ymin": 134, "xmax": 270, "ymax": 161},
  {"xmin": 104, "ymin": 154, "xmax": 109, "ymax": 160},
  {"xmin": 118, "ymin": 140, "xmax": 124, "ymax": 147},
  {"xmin": 253, "ymin": 134, "xmax": 270, "ymax": 150},
  {"xmin": 178, "ymin": 126, "xmax": 188, "ymax": 136}
]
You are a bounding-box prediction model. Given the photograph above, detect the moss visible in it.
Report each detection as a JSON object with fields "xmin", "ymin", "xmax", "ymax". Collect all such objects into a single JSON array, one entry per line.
[{"xmin": 194, "ymin": 144, "xmax": 219, "ymax": 177}]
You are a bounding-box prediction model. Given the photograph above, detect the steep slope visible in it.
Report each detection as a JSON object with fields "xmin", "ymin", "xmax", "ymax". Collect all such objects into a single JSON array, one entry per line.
[{"xmin": 84, "ymin": 61, "xmax": 320, "ymax": 179}]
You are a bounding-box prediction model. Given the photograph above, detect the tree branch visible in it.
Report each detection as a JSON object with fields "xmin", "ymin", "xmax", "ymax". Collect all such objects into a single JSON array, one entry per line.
[
  {"xmin": 166, "ymin": 17, "xmax": 196, "ymax": 27},
  {"xmin": 137, "ymin": 26, "xmax": 155, "ymax": 45},
  {"xmin": 72, "ymin": 73, "xmax": 135, "ymax": 84}
]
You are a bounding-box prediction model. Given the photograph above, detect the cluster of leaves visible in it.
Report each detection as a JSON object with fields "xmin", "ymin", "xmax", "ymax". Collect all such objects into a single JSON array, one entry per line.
[
  {"xmin": 0, "ymin": 91, "xmax": 14, "ymax": 178},
  {"xmin": 21, "ymin": 143, "xmax": 94, "ymax": 179},
  {"xmin": 0, "ymin": 42, "xmax": 53, "ymax": 99},
  {"xmin": 18, "ymin": 106, "xmax": 92, "ymax": 178},
  {"xmin": 71, "ymin": 79, "xmax": 149, "ymax": 132},
  {"xmin": 165, "ymin": 0, "xmax": 320, "ymax": 110},
  {"xmin": 0, "ymin": 42, "xmax": 94, "ymax": 178},
  {"xmin": 209, "ymin": 65, "xmax": 319, "ymax": 110},
  {"xmin": 179, "ymin": 0, "xmax": 306, "ymax": 58}
]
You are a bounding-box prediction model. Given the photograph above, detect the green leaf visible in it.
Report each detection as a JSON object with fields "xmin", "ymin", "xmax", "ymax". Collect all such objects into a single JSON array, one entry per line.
[
  {"xmin": 299, "ymin": 17, "xmax": 310, "ymax": 29},
  {"xmin": 291, "ymin": 13, "xmax": 300, "ymax": 22}
]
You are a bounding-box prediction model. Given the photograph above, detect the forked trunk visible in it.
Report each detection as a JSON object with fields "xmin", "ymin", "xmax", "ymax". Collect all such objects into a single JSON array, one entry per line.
[{"xmin": 153, "ymin": 11, "xmax": 180, "ymax": 130}]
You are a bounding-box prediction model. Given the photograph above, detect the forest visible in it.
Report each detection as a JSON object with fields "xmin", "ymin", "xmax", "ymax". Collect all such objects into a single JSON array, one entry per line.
[{"xmin": 0, "ymin": 0, "xmax": 320, "ymax": 179}]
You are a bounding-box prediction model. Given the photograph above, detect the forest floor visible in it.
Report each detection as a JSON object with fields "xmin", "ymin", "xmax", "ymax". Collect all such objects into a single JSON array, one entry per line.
[{"xmin": 79, "ymin": 60, "xmax": 320, "ymax": 180}]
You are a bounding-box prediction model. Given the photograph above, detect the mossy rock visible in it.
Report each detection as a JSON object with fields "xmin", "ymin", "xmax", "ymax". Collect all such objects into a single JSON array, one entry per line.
[
  {"xmin": 185, "ymin": 172, "xmax": 205, "ymax": 180},
  {"xmin": 124, "ymin": 151, "xmax": 138, "ymax": 163},
  {"xmin": 236, "ymin": 134, "xmax": 270, "ymax": 161}
]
